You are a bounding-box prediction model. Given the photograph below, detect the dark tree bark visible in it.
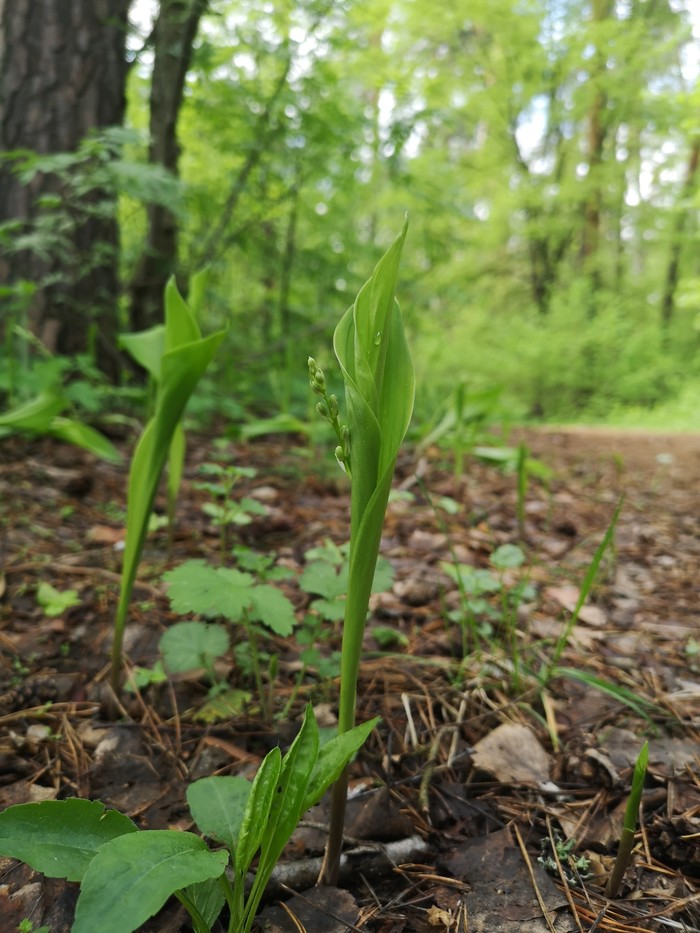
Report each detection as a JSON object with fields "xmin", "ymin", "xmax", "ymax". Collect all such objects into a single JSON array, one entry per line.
[
  {"xmin": 0, "ymin": 0, "xmax": 130, "ymax": 379},
  {"xmin": 128, "ymin": 0, "xmax": 208, "ymax": 332}
]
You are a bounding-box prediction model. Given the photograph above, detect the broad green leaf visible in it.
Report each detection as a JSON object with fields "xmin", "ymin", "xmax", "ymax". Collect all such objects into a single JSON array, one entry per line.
[
  {"xmin": 118, "ymin": 325, "xmax": 165, "ymax": 380},
  {"xmin": 49, "ymin": 417, "xmax": 122, "ymax": 463},
  {"xmin": 181, "ymin": 877, "xmax": 225, "ymax": 930},
  {"xmin": 490, "ymin": 544, "xmax": 526, "ymax": 569},
  {"xmin": 159, "ymin": 621, "xmax": 229, "ymax": 673},
  {"xmin": 0, "ymin": 390, "xmax": 64, "ymax": 431},
  {"xmin": 187, "ymin": 775, "xmax": 252, "ymax": 852},
  {"xmin": 248, "ymin": 584, "xmax": 297, "ymax": 636},
  {"xmin": 73, "ymin": 830, "xmax": 228, "ymax": 933},
  {"xmin": 310, "ymin": 597, "xmax": 346, "ymax": 621},
  {"xmin": 163, "ymin": 560, "xmax": 253, "ymax": 619},
  {"xmin": 299, "ymin": 561, "xmax": 345, "ymax": 600},
  {"xmin": 302, "ymin": 716, "xmax": 379, "ymax": 812},
  {"xmin": 0, "ymin": 799, "xmax": 137, "ymax": 882}
]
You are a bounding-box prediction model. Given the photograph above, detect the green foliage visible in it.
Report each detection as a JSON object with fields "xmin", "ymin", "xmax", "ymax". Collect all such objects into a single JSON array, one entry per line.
[
  {"xmin": 163, "ymin": 560, "xmax": 296, "ymax": 637},
  {"xmin": 311, "ymin": 222, "xmax": 414, "ymax": 882},
  {"xmin": 0, "ymin": 707, "xmax": 378, "ymax": 933},
  {"xmin": 605, "ymin": 741, "xmax": 649, "ymax": 898},
  {"xmin": 300, "ymin": 540, "xmax": 394, "ymax": 622},
  {"xmin": 0, "ymin": 390, "xmax": 122, "ymax": 462},
  {"xmin": 36, "ymin": 581, "xmax": 81, "ymax": 617},
  {"xmin": 111, "ymin": 278, "xmax": 227, "ymax": 692}
]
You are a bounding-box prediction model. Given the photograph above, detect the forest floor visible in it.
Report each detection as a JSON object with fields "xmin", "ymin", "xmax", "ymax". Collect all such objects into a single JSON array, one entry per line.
[{"xmin": 0, "ymin": 426, "xmax": 699, "ymax": 933}]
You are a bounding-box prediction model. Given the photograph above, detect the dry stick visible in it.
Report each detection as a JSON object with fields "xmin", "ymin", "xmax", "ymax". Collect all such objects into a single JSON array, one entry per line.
[
  {"xmin": 544, "ymin": 814, "xmax": 585, "ymax": 933},
  {"xmin": 513, "ymin": 822, "xmax": 559, "ymax": 933}
]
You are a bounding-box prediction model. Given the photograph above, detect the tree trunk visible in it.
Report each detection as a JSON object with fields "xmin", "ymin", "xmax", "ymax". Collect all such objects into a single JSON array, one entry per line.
[
  {"xmin": 0, "ymin": 0, "xmax": 130, "ymax": 380},
  {"xmin": 128, "ymin": 0, "xmax": 208, "ymax": 332},
  {"xmin": 660, "ymin": 138, "xmax": 700, "ymax": 330},
  {"xmin": 581, "ymin": 0, "xmax": 613, "ymax": 311}
]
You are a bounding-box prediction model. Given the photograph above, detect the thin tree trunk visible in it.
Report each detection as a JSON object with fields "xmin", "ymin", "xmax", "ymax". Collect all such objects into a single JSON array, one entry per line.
[
  {"xmin": 581, "ymin": 0, "xmax": 613, "ymax": 310},
  {"xmin": 128, "ymin": 0, "xmax": 208, "ymax": 332},
  {"xmin": 660, "ymin": 137, "xmax": 700, "ymax": 329},
  {"xmin": 0, "ymin": 0, "xmax": 130, "ymax": 379}
]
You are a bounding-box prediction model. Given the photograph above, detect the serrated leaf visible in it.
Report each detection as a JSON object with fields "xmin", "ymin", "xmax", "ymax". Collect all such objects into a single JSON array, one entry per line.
[
  {"xmin": 72, "ymin": 830, "xmax": 228, "ymax": 933},
  {"xmin": 0, "ymin": 799, "xmax": 137, "ymax": 882},
  {"xmin": 299, "ymin": 561, "xmax": 345, "ymax": 600},
  {"xmin": 248, "ymin": 585, "xmax": 297, "ymax": 636},
  {"xmin": 163, "ymin": 560, "xmax": 253, "ymax": 619},
  {"xmin": 159, "ymin": 621, "xmax": 229, "ymax": 674}
]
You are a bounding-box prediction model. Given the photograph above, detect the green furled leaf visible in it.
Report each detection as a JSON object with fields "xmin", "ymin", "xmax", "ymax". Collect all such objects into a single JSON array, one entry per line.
[
  {"xmin": 248, "ymin": 584, "xmax": 297, "ymax": 636},
  {"xmin": 112, "ymin": 313, "xmax": 226, "ymax": 685},
  {"xmin": 49, "ymin": 417, "xmax": 122, "ymax": 463},
  {"xmin": 258, "ymin": 705, "xmax": 318, "ymax": 875},
  {"xmin": 165, "ymin": 276, "xmax": 200, "ymax": 351},
  {"xmin": 0, "ymin": 799, "xmax": 137, "ymax": 882},
  {"xmin": 235, "ymin": 747, "xmax": 281, "ymax": 883},
  {"xmin": 159, "ymin": 621, "xmax": 229, "ymax": 673},
  {"xmin": 188, "ymin": 267, "xmax": 209, "ymax": 320},
  {"xmin": 167, "ymin": 422, "xmax": 186, "ymax": 521},
  {"xmin": 118, "ymin": 325, "xmax": 165, "ymax": 380},
  {"xmin": 163, "ymin": 560, "xmax": 254, "ymax": 619},
  {"xmin": 302, "ymin": 716, "xmax": 379, "ymax": 812},
  {"xmin": 331, "ymin": 222, "xmax": 414, "ymax": 733},
  {"xmin": 72, "ymin": 831, "xmax": 228, "ymax": 933},
  {"xmin": 187, "ymin": 775, "xmax": 251, "ymax": 852}
]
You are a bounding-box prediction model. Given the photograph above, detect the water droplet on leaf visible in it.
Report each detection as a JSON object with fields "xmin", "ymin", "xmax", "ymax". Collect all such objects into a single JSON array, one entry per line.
[{"xmin": 374, "ymin": 331, "xmax": 382, "ymax": 345}]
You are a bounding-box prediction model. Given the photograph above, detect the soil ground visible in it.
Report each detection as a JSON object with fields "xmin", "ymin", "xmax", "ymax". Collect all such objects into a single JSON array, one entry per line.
[{"xmin": 0, "ymin": 426, "xmax": 698, "ymax": 933}]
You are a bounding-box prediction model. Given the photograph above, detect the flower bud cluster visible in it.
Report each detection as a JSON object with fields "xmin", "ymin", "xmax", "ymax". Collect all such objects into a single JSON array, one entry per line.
[{"xmin": 308, "ymin": 357, "xmax": 351, "ymax": 476}]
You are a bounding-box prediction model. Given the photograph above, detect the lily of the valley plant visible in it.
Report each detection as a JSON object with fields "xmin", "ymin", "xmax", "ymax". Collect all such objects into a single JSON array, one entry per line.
[
  {"xmin": 111, "ymin": 276, "xmax": 226, "ymax": 692},
  {"xmin": 0, "ymin": 705, "xmax": 377, "ymax": 933},
  {"xmin": 310, "ymin": 220, "xmax": 415, "ymax": 883}
]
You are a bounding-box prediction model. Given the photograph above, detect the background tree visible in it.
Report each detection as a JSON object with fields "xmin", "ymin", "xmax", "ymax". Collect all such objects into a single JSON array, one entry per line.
[
  {"xmin": 128, "ymin": 0, "xmax": 209, "ymax": 331},
  {"xmin": 0, "ymin": 0, "xmax": 131, "ymax": 379}
]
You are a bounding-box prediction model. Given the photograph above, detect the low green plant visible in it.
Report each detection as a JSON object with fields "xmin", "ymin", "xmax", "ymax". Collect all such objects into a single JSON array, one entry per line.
[
  {"xmin": 605, "ymin": 740, "xmax": 649, "ymax": 898},
  {"xmin": 539, "ymin": 498, "xmax": 622, "ymax": 687},
  {"xmin": 110, "ymin": 277, "xmax": 227, "ymax": 693},
  {"xmin": 309, "ymin": 220, "xmax": 414, "ymax": 884},
  {"xmin": 194, "ymin": 460, "xmax": 266, "ymax": 560},
  {"xmin": 36, "ymin": 581, "xmax": 80, "ymax": 617},
  {"xmin": 417, "ymin": 383, "xmax": 504, "ymax": 478},
  {"xmin": 161, "ymin": 557, "xmax": 297, "ymax": 719},
  {"xmin": 0, "ymin": 705, "xmax": 378, "ymax": 933},
  {"xmin": 0, "ymin": 389, "xmax": 122, "ymax": 462},
  {"xmin": 440, "ymin": 542, "xmax": 535, "ymax": 675}
]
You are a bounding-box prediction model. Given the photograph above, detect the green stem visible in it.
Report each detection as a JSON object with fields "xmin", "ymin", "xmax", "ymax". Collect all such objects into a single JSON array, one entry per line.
[{"xmin": 604, "ymin": 827, "xmax": 636, "ymax": 898}]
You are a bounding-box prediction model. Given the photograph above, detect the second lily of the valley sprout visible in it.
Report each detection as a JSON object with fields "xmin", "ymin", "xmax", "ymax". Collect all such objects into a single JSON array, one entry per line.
[{"xmin": 311, "ymin": 219, "xmax": 415, "ymax": 883}]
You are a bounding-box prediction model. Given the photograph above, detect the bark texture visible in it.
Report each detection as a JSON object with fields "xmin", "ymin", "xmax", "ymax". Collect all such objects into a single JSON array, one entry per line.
[
  {"xmin": 0, "ymin": 0, "xmax": 130, "ymax": 378},
  {"xmin": 128, "ymin": 0, "xmax": 208, "ymax": 332}
]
